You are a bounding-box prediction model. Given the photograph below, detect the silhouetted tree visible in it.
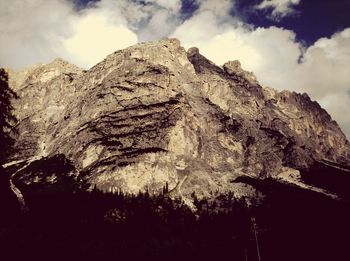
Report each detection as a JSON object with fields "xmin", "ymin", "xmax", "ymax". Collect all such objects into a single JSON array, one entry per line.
[
  {"xmin": 0, "ymin": 68, "xmax": 18, "ymax": 165},
  {"xmin": 0, "ymin": 69, "xmax": 20, "ymax": 222}
]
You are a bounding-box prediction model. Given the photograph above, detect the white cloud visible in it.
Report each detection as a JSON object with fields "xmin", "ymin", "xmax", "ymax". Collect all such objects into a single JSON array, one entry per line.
[
  {"xmin": 129, "ymin": 0, "xmax": 183, "ymax": 41},
  {"xmin": 0, "ymin": 0, "xmax": 75, "ymax": 69},
  {"xmin": 296, "ymin": 29, "xmax": 350, "ymax": 99},
  {"xmin": 0, "ymin": 0, "xmax": 139, "ymax": 69},
  {"xmin": 296, "ymin": 29, "xmax": 350, "ymax": 137},
  {"xmin": 172, "ymin": 0, "xmax": 242, "ymax": 44},
  {"xmin": 136, "ymin": 6, "xmax": 182, "ymax": 41},
  {"xmin": 195, "ymin": 0, "xmax": 233, "ymax": 17},
  {"xmin": 142, "ymin": 0, "xmax": 182, "ymax": 13},
  {"xmin": 256, "ymin": 0, "xmax": 301, "ymax": 20},
  {"xmin": 63, "ymin": 14, "xmax": 137, "ymax": 67}
]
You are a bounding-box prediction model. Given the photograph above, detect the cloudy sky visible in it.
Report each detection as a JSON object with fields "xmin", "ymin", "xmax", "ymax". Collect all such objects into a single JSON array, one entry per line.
[{"xmin": 0, "ymin": 0, "xmax": 350, "ymax": 138}]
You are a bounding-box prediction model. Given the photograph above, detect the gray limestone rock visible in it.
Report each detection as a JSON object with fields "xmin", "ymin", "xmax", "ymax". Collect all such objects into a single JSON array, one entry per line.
[{"xmin": 4, "ymin": 38, "xmax": 350, "ymax": 203}]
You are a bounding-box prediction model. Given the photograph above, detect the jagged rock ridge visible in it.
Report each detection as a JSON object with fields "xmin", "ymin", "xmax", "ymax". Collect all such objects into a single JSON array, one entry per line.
[{"xmin": 4, "ymin": 38, "xmax": 350, "ymax": 203}]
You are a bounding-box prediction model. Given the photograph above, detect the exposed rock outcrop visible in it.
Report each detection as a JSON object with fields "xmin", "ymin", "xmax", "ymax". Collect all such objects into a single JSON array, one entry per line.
[{"xmin": 4, "ymin": 38, "xmax": 350, "ymax": 203}]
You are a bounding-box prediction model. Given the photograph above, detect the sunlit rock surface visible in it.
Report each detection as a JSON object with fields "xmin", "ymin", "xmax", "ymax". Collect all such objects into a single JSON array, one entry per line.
[{"xmin": 5, "ymin": 39, "xmax": 350, "ymax": 202}]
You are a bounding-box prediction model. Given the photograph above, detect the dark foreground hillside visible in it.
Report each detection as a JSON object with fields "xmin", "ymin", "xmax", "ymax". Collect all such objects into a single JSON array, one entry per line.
[{"xmin": 1, "ymin": 169, "xmax": 349, "ymax": 261}]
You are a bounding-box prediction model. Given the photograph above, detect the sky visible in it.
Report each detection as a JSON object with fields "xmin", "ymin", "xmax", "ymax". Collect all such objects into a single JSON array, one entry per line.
[{"xmin": 0, "ymin": 0, "xmax": 350, "ymax": 138}]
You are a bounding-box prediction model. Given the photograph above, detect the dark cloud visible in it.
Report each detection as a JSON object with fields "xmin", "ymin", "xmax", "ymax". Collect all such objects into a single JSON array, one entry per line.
[
  {"xmin": 72, "ymin": 0, "xmax": 100, "ymax": 10},
  {"xmin": 236, "ymin": 0, "xmax": 350, "ymax": 46},
  {"xmin": 180, "ymin": 0, "xmax": 199, "ymax": 19}
]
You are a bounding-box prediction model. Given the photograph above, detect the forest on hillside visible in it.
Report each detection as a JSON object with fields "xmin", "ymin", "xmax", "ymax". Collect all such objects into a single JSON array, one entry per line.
[{"xmin": 1, "ymin": 171, "xmax": 349, "ymax": 261}]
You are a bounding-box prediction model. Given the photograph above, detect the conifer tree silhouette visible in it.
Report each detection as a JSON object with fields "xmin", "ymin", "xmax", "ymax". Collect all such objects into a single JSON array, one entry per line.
[
  {"xmin": 0, "ymin": 68, "xmax": 20, "ymax": 222},
  {"xmin": 0, "ymin": 68, "xmax": 18, "ymax": 165}
]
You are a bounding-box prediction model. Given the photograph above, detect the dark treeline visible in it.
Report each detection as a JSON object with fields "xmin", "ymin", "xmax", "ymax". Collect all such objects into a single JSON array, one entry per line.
[
  {"xmin": 0, "ymin": 153, "xmax": 257, "ymax": 260},
  {"xmin": 1, "ymin": 176, "xmax": 349, "ymax": 261},
  {"xmin": 0, "ymin": 181, "xmax": 256, "ymax": 261},
  {"xmin": 0, "ymin": 155, "xmax": 350, "ymax": 261},
  {"xmin": 236, "ymin": 176, "xmax": 350, "ymax": 261}
]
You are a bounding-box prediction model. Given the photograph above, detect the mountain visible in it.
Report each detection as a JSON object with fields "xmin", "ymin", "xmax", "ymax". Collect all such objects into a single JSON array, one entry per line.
[
  {"xmin": 2, "ymin": 38, "xmax": 350, "ymax": 261},
  {"xmin": 4, "ymin": 38, "xmax": 350, "ymax": 205}
]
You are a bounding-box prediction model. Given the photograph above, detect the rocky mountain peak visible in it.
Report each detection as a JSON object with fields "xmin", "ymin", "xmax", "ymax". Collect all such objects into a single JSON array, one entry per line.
[
  {"xmin": 7, "ymin": 58, "xmax": 83, "ymax": 91},
  {"xmin": 223, "ymin": 60, "xmax": 258, "ymax": 85},
  {"xmin": 187, "ymin": 47, "xmax": 200, "ymax": 56},
  {"xmin": 3, "ymin": 38, "xmax": 350, "ymax": 203}
]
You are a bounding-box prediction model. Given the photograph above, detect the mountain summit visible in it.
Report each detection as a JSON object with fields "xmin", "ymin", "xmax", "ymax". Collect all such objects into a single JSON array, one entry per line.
[{"xmin": 5, "ymin": 38, "xmax": 350, "ymax": 203}]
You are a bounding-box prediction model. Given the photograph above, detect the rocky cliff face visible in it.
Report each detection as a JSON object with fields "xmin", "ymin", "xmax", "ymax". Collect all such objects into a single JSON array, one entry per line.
[{"xmin": 4, "ymin": 39, "xmax": 350, "ymax": 203}]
